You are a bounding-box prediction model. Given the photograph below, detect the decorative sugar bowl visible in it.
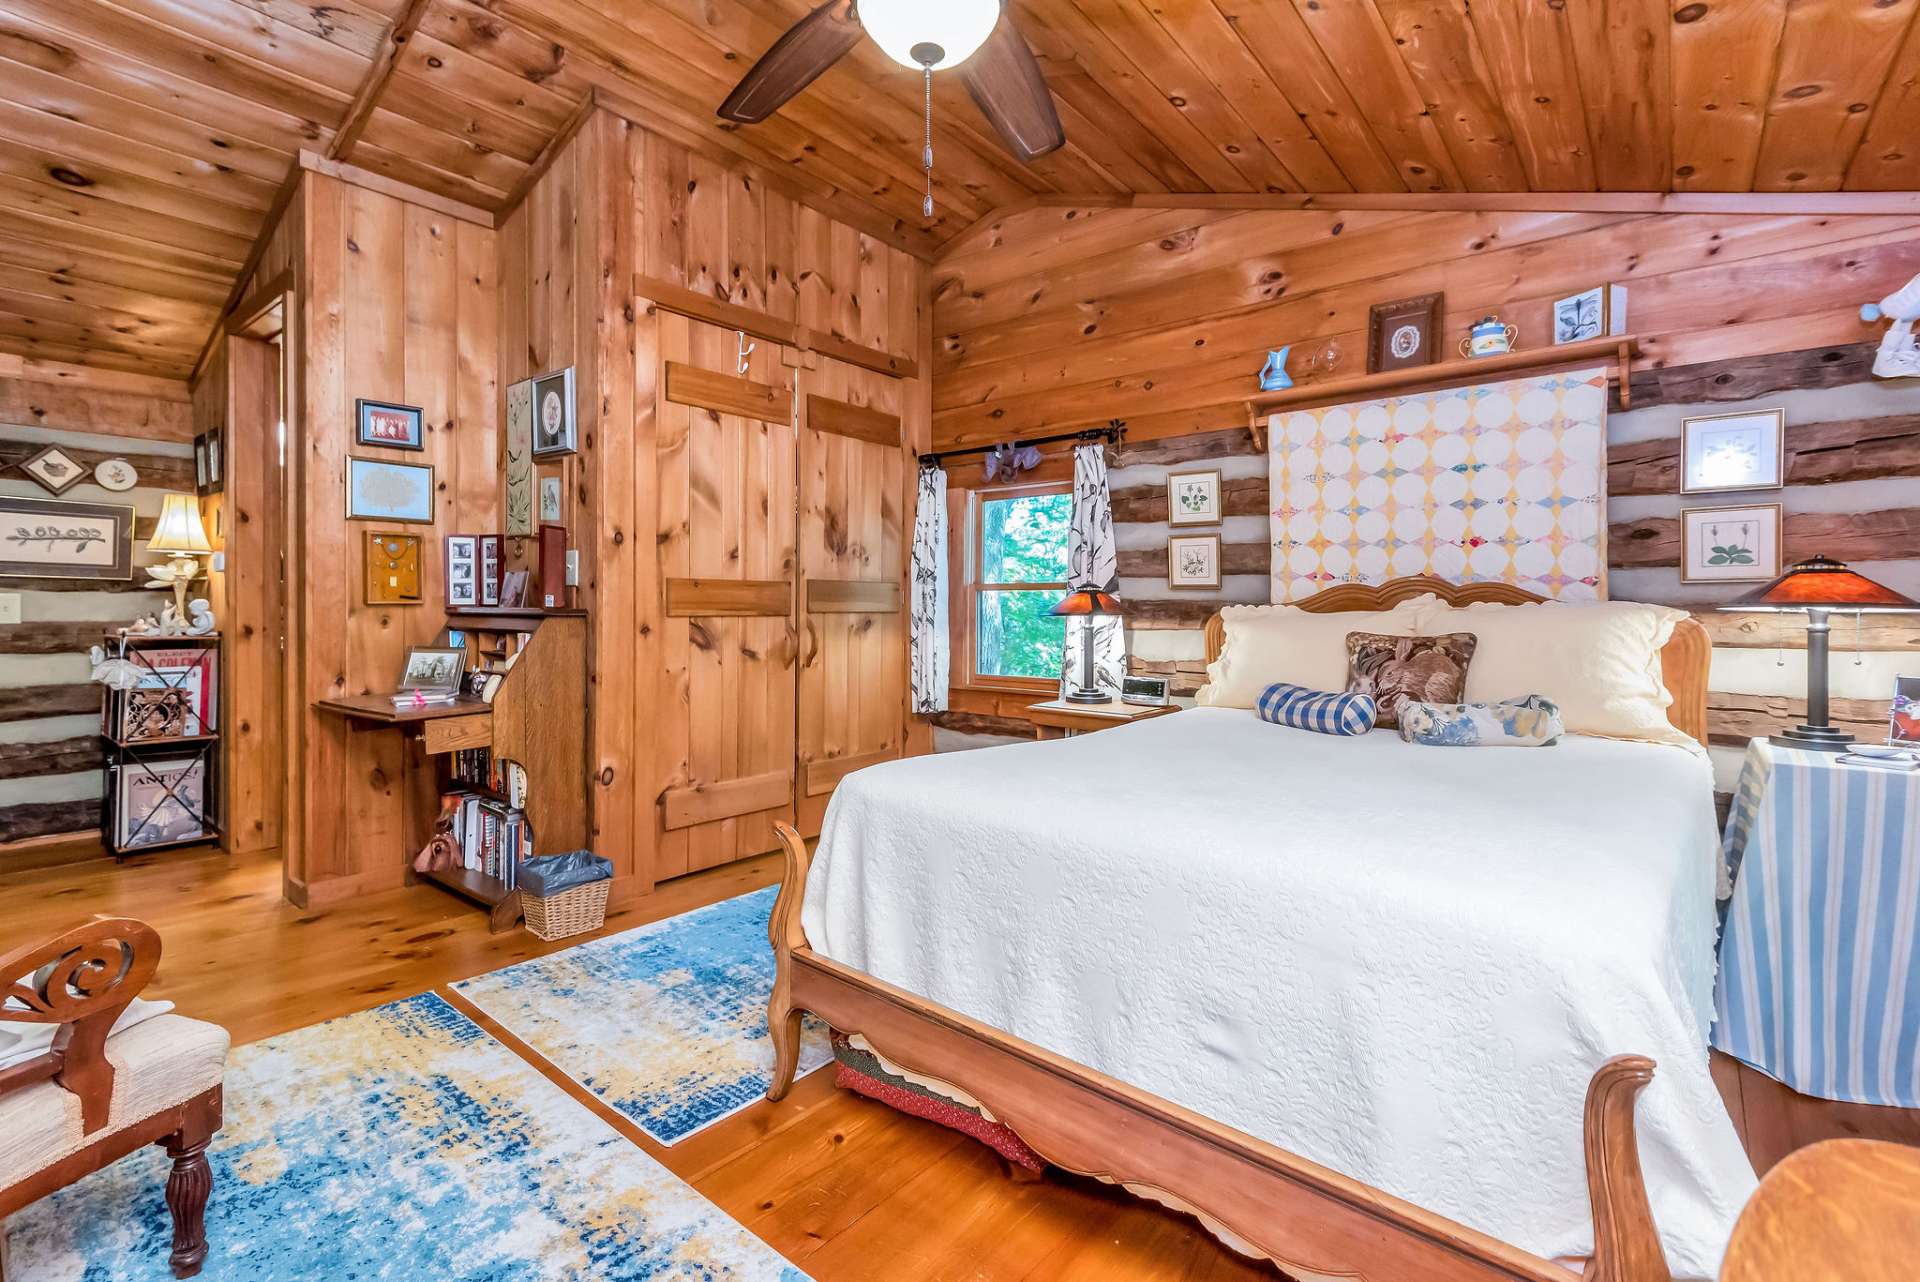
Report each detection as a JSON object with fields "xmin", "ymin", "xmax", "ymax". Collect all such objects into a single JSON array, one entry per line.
[{"xmin": 1460, "ymin": 316, "xmax": 1518, "ymax": 359}]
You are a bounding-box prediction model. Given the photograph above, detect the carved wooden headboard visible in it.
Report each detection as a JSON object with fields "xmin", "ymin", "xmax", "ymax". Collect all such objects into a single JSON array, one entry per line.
[{"xmin": 1201, "ymin": 575, "xmax": 1710, "ymax": 745}]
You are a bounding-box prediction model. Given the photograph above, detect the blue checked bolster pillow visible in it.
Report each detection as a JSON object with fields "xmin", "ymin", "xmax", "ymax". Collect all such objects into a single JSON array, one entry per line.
[
  {"xmin": 1256, "ymin": 682, "xmax": 1378, "ymax": 736},
  {"xmin": 1398, "ymin": 694, "xmax": 1564, "ymax": 747}
]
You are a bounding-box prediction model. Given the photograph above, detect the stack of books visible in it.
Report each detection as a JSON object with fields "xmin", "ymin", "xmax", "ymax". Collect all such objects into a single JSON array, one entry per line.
[
  {"xmin": 1837, "ymin": 745, "xmax": 1920, "ymax": 772},
  {"xmin": 449, "ymin": 749, "xmax": 528, "ymax": 806},
  {"xmin": 443, "ymin": 788, "xmax": 533, "ymax": 886}
]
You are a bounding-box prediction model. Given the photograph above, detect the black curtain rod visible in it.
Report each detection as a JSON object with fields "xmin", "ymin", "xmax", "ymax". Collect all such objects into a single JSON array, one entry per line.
[{"xmin": 918, "ymin": 421, "xmax": 1125, "ymax": 469}]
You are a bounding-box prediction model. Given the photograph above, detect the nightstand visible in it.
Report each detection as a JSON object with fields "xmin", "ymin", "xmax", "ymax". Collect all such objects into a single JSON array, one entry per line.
[
  {"xmin": 1025, "ymin": 697, "xmax": 1178, "ymax": 740},
  {"xmin": 1714, "ymin": 739, "xmax": 1920, "ymax": 1108}
]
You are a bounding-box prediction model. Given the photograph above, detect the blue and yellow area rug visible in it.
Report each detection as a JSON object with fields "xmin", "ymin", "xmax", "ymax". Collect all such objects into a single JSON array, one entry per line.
[
  {"xmin": 454, "ymin": 886, "xmax": 832, "ymax": 1146},
  {"xmin": 3, "ymin": 993, "xmax": 808, "ymax": 1281}
]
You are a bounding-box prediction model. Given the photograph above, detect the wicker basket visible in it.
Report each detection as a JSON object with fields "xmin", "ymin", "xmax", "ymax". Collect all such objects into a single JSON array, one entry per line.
[{"xmin": 521, "ymin": 877, "xmax": 610, "ymax": 941}]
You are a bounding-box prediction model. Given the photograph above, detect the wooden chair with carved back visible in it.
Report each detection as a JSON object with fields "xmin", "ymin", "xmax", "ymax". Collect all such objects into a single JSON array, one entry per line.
[{"xmin": 0, "ymin": 918, "xmax": 227, "ymax": 1278}]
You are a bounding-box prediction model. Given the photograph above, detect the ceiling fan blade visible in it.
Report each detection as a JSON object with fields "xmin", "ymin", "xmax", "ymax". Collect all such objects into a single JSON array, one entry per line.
[
  {"xmin": 960, "ymin": 17, "xmax": 1066, "ymax": 162},
  {"xmin": 718, "ymin": 0, "xmax": 862, "ymax": 123}
]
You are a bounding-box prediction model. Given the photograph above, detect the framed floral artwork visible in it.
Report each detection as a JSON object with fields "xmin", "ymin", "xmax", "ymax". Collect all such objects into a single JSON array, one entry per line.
[
  {"xmin": 1167, "ymin": 533, "xmax": 1222, "ymax": 590},
  {"xmin": 1681, "ymin": 409, "xmax": 1785, "ymax": 494},
  {"xmin": 1680, "ymin": 503, "xmax": 1782, "ymax": 584},
  {"xmin": 1166, "ymin": 470, "xmax": 1221, "ymax": 526},
  {"xmin": 0, "ymin": 495, "xmax": 134, "ymax": 580}
]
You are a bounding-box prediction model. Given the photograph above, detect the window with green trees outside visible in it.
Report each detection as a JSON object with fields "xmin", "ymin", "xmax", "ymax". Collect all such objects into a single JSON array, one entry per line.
[{"xmin": 974, "ymin": 487, "xmax": 1072, "ymax": 682}]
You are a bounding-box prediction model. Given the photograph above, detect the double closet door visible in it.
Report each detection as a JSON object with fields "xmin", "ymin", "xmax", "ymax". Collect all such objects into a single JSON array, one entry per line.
[{"xmin": 650, "ymin": 314, "xmax": 908, "ymax": 879}]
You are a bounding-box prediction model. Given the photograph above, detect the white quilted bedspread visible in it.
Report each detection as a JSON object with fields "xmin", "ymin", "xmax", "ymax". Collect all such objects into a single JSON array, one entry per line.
[{"xmin": 803, "ymin": 707, "xmax": 1757, "ymax": 1278}]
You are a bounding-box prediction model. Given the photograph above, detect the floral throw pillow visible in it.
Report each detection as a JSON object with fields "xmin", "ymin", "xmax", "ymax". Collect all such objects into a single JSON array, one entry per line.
[{"xmin": 1344, "ymin": 631, "xmax": 1478, "ymax": 728}]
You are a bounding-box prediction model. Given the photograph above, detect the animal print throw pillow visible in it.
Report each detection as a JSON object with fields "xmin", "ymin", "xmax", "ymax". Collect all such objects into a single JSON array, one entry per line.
[
  {"xmin": 1398, "ymin": 694, "xmax": 1565, "ymax": 747},
  {"xmin": 1343, "ymin": 631, "xmax": 1478, "ymax": 728}
]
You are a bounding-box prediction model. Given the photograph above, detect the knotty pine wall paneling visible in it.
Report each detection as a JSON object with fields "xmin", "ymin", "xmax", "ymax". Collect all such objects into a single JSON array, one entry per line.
[
  {"xmin": 287, "ymin": 171, "xmax": 498, "ymax": 907},
  {"xmin": 501, "ymin": 108, "xmax": 929, "ymax": 903},
  {"xmin": 932, "ymin": 205, "xmax": 1920, "ymax": 448}
]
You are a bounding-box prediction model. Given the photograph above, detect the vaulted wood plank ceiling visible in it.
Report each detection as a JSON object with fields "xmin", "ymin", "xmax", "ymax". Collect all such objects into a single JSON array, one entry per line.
[{"xmin": 0, "ymin": 0, "xmax": 1917, "ymax": 382}]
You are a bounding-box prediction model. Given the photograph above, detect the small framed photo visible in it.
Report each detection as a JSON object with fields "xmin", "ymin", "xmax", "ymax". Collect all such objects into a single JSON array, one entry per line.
[
  {"xmin": 531, "ymin": 367, "xmax": 577, "ymax": 458},
  {"xmin": 540, "ymin": 474, "xmax": 563, "ymax": 522},
  {"xmin": 446, "ymin": 534, "xmax": 478, "ymax": 608},
  {"xmin": 1367, "ymin": 293, "xmax": 1443, "ymax": 373},
  {"xmin": 0, "ymin": 495, "xmax": 134, "ymax": 580},
  {"xmin": 347, "ymin": 457, "xmax": 434, "ymax": 523},
  {"xmin": 499, "ymin": 567, "xmax": 529, "ymax": 608},
  {"xmin": 1167, "ymin": 470, "xmax": 1222, "ymax": 527},
  {"xmin": 20, "ymin": 445, "xmax": 86, "ymax": 496},
  {"xmin": 193, "ymin": 428, "xmax": 224, "ymax": 497},
  {"xmin": 1552, "ymin": 285, "xmax": 1628, "ymax": 345},
  {"xmin": 478, "ymin": 535, "xmax": 501, "ymax": 606},
  {"xmin": 399, "ymin": 646, "xmax": 465, "ymax": 696},
  {"xmin": 1892, "ymin": 676, "xmax": 1920, "ymax": 746},
  {"xmin": 1167, "ymin": 533, "xmax": 1222, "ymax": 591},
  {"xmin": 364, "ymin": 532, "xmax": 423, "ymax": 605},
  {"xmin": 357, "ymin": 398, "xmax": 424, "ymax": 451},
  {"xmin": 1680, "ymin": 503, "xmax": 1783, "ymax": 584},
  {"xmin": 1682, "ymin": 409, "xmax": 1785, "ymax": 494}
]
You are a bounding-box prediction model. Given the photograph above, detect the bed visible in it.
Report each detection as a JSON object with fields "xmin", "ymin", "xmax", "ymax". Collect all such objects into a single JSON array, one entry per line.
[{"xmin": 765, "ymin": 577, "xmax": 1756, "ymax": 1282}]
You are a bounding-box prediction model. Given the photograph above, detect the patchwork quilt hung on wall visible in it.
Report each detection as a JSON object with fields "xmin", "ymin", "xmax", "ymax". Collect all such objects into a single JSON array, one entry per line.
[{"xmin": 1268, "ymin": 366, "xmax": 1607, "ymax": 602}]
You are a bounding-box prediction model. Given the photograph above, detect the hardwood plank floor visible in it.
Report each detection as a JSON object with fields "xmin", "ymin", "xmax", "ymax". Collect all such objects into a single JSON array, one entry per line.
[{"xmin": 0, "ymin": 846, "xmax": 1277, "ymax": 1281}]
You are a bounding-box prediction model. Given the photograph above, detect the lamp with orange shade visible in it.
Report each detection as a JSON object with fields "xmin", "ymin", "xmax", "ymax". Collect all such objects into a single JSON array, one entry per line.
[
  {"xmin": 1721, "ymin": 555, "xmax": 1920, "ymax": 751},
  {"xmin": 1051, "ymin": 585, "xmax": 1121, "ymax": 705}
]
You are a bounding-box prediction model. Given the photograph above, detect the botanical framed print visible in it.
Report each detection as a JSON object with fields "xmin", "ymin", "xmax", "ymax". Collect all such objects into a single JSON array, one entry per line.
[
  {"xmin": 1891, "ymin": 676, "xmax": 1920, "ymax": 746},
  {"xmin": 1681, "ymin": 409, "xmax": 1785, "ymax": 494},
  {"xmin": 364, "ymin": 532, "xmax": 423, "ymax": 605},
  {"xmin": 478, "ymin": 535, "xmax": 501, "ymax": 607},
  {"xmin": 20, "ymin": 445, "xmax": 86, "ymax": 495},
  {"xmin": 1166, "ymin": 469, "xmax": 1222, "ymax": 527},
  {"xmin": 399, "ymin": 646, "xmax": 465, "ymax": 695},
  {"xmin": 346, "ymin": 457, "xmax": 434, "ymax": 523},
  {"xmin": 540, "ymin": 474, "xmax": 563, "ymax": 522},
  {"xmin": 1367, "ymin": 293, "xmax": 1443, "ymax": 373},
  {"xmin": 1552, "ymin": 285, "xmax": 1627, "ymax": 344},
  {"xmin": 505, "ymin": 377, "xmax": 534, "ymax": 535},
  {"xmin": 1680, "ymin": 503, "xmax": 1782, "ymax": 584},
  {"xmin": 1167, "ymin": 533, "xmax": 1222, "ymax": 590},
  {"xmin": 356, "ymin": 398, "xmax": 424, "ymax": 451},
  {"xmin": 531, "ymin": 366, "xmax": 577, "ymax": 458},
  {"xmin": 445, "ymin": 534, "xmax": 478, "ymax": 608},
  {"xmin": 0, "ymin": 495, "xmax": 134, "ymax": 580}
]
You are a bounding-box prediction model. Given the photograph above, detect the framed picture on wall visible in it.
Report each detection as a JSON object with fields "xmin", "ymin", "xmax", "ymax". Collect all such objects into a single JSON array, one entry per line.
[
  {"xmin": 356, "ymin": 399, "xmax": 424, "ymax": 451},
  {"xmin": 346, "ymin": 457, "xmax": 434, "ymax": 523},
  {"xmin": 1680, "ymin": 503, "xmax": 1782, "ymax": 584},
  {"xmin": 193, "ymin": 427, "xmax": 224, "ymax": 497},
  {"xmin": 1166, "ymin": 470, "xmax": 1222, "ymax": 526},
  {"xmin": 1681, "ymin": 409, "xmax": 1785, "ymax": 494},
  {"xmin": 540, "ymin": 475, "xmax": 563, "ymax": 523},
  {"xmin": 364, "ymin": 532, "xmax": 423, "ymax": 605},
  {"xmin": 446, "ymin": 534, "xmax": 479, "ymax": 608},
  {"xmin": 531, "ymin": 367, "xmax": 577, "ymax": 458},
  {"xmin": 478, "ymin": 535, "xmax": 501, "ymax": 606},
  {"xmin": 1367, "ymin": 293, "xmax": 1443, "ymax": 373},
  {"xmin": 0, "ymin": 495, "xmax": 134, "ymax": 580},
  {"xmin": 20, "ymin": 446, "xmax": 86, "ymax": 496},
  {"xmin": 1167, "ymin": 533, "xmax": 1222, "ymax": 591}
]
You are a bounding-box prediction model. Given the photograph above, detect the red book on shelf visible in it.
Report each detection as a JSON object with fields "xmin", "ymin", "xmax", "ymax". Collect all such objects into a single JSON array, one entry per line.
[{"xmin": 537, "ymin": 523, "xmax": 568, "ymax": 610}]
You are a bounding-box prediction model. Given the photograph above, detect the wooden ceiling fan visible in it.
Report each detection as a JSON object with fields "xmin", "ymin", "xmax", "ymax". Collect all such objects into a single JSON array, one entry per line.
[{"xmin": 718, "ymin": 0, "xmax": 1066, "ymax": 174}]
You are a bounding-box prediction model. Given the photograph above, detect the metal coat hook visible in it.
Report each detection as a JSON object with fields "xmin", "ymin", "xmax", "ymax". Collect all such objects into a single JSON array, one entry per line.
[{"xmin": 736, "ymin": 330, "xmax": 756, "ymax": 374}]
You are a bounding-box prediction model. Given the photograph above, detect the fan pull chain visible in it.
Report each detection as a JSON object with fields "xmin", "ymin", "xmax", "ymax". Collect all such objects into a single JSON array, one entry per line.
[{"xmin": 922, "ymin": 66, "xmax": 935, "ymax": 220}]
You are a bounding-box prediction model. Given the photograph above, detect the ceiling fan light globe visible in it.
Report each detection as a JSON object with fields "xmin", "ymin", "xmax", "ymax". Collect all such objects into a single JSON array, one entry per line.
[{"xmin": 858, "ymin": 0, "xmax": 1000, "ymax": 71}]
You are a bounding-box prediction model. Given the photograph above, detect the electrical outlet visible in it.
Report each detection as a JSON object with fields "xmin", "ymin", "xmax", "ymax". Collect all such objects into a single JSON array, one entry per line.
[{"xmin": 0, "ymin": 593, "xmax": 17, "ymax": 624}]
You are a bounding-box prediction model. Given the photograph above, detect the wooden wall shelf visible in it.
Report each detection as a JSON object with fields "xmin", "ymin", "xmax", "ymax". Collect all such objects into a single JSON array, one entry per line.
[{"xmin": 1245, "ymin": 335, "xmax": 1641, "ymax": 435}]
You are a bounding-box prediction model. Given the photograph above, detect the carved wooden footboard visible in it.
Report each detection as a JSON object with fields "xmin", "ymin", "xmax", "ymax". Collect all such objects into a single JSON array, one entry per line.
[{"xmin": 765, "ymin": 823, "xmax": 1673, "ymax": 1282}]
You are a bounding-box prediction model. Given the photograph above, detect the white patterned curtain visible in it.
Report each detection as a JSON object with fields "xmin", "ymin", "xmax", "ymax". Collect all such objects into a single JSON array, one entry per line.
[
  {"xmin": 1061, "ymin": 443, "xmax": 1126, "ymax": 698},
  {"xmin": 909, "ymin": 464, "xmax": 950, "ymax": 713}
]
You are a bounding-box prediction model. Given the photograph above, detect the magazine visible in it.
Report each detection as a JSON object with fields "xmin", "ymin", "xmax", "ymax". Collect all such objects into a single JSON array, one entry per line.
[
  {"xmin": 114, "ymin": 755, "xmax": 209, "ymax": 849},
  {"xmin": 117, "ymin": 647, "xmax": 218, "ymax": 738}
]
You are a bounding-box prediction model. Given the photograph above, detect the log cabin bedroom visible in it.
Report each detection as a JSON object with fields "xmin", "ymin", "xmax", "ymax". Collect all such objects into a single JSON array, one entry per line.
[{"xmin": 3, "ymin": 0, "xmax": 1920, "ymax": 1278}]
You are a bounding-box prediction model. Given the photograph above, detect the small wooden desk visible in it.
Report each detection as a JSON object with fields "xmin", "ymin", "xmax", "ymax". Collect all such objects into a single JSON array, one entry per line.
[{"xmin": 1026, "ymin": 698, "xmax": 1178, "ymax": 739}]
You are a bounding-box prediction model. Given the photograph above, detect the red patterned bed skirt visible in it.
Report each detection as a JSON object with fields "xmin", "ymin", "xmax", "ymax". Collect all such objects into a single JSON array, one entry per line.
[{"xmin": 831, "ymin": 1033, "xmax": 1046, "ymax": 1172}]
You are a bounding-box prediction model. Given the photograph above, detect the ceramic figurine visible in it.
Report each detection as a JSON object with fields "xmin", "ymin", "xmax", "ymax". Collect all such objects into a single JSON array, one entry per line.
[
  {"xmin": 1460, "ymin": 316, "xmax": 1518, "ymax": 359},
  {"xmin": 1862, "ymin": 272, "xmax": 1920, "ymax": 378},
  {"xmin": 186, "ymin": 599, "xmax": 216, "ymax": 635},
  {"xmin": 1258, "ymin": 348, "xmax": 1293, "ymax": 391}
]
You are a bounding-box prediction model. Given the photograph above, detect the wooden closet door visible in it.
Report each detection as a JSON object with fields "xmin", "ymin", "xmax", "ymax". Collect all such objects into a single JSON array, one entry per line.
[
  {"xmin": 796, "ymin": 359, "xmax": 909, "ymax": 835},
  {"xmin": 653, "ymin": 314, "xmax": 799, "ymax": 877}
]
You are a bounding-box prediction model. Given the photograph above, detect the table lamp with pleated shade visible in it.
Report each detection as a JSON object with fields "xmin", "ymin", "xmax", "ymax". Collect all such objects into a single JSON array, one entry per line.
[
  {"xmin": 1722, "ymin": 555, "xmax": 1920, "ymax": 751},
  {"xmin": 148, "ymin": 493, "xmax": 213, "ymax": 620}
]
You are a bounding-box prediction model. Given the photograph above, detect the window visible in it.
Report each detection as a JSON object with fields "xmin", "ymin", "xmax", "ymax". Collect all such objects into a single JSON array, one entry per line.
[{"xmin": 969, "ymin": 484, "xmax": 1071, "ymax": 684}]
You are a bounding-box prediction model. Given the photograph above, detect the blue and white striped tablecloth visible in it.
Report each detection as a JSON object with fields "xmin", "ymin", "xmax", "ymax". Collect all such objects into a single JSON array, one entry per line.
[{"xmin": 1713, "ymin": 740, "xmax": 1920, "ymax": 1107}]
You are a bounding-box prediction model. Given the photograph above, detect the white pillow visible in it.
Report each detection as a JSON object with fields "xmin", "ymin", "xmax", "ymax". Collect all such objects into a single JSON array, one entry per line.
[
  {"xmin": 0, "ymin": 995, "xmax": 176, "ymax": 1070},
  {"xmin": 1418, "ymin": 599, "xmax": 1690, "ymax": 744},
  {"xmin": 1195, "ymin": 594, "xmax": 1436, "ymax": 708}
]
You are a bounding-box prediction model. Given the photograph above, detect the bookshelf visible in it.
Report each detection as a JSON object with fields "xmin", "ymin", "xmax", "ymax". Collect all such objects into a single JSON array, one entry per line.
[
  {"xmin": 100, "ymin": 632, "xmax": 222, "ymax": 858},
  {"xmin": 315, "ymin": 608, "xmax": 588, "ymax": 931}
]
